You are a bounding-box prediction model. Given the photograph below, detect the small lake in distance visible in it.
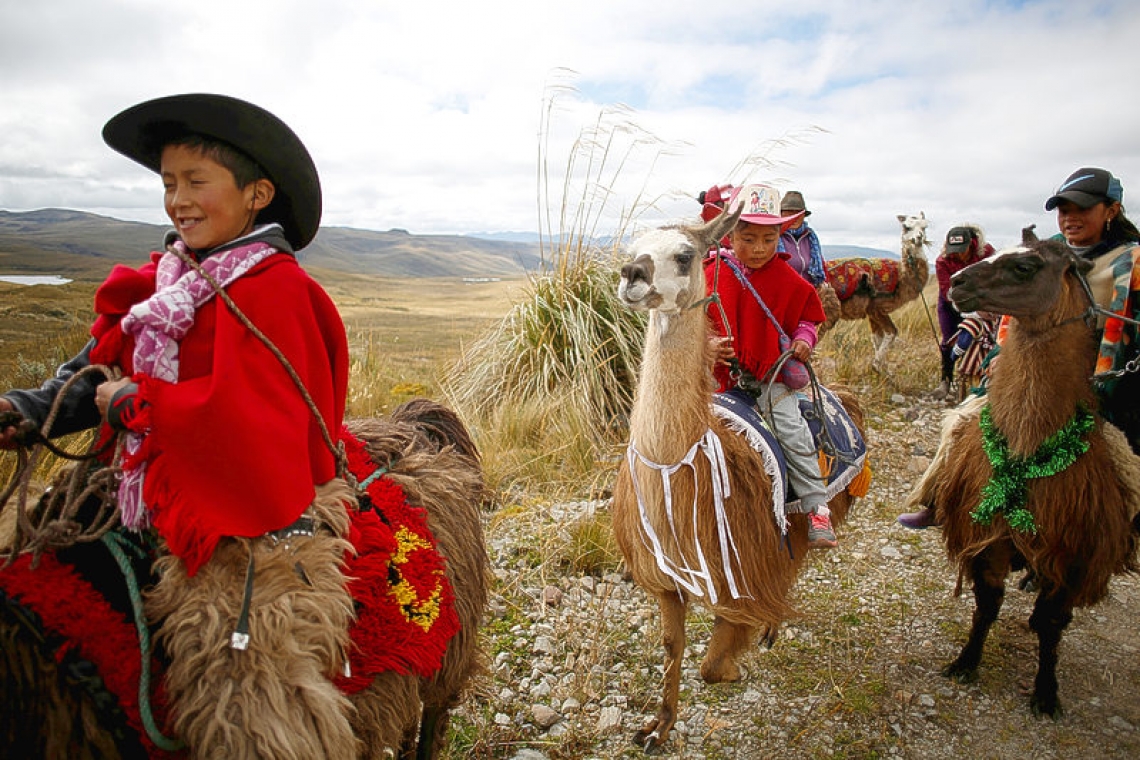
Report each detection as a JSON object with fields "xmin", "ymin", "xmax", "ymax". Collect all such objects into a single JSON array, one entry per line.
[{"xmin": 0, "ymin": 275, "xmax": 73, "ymax": 286}]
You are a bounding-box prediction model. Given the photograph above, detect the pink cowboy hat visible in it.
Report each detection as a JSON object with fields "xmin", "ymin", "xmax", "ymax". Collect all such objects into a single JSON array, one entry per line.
[{"xmin": 726, "ymin": 183, "xmax": 805, "ymax": 231}]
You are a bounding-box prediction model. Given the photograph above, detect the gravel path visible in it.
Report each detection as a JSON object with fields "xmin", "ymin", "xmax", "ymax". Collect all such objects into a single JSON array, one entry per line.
[{"xmin": 446, "ymin": 390, "xmax": 1140, "ymax": 759}]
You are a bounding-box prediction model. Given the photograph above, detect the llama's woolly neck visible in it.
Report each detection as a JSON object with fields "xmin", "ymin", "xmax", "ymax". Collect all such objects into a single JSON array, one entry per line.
[
  {"xmin": 629, "ymin": 307, "xmax": 714, "ymax": 463},
  {"xmin": 900, "ymin": 236, "xmax": 930, "ymax": 286},
  {"xmin": 988, "ymin": 318, "xmax": 1097, "ymax": 457}
]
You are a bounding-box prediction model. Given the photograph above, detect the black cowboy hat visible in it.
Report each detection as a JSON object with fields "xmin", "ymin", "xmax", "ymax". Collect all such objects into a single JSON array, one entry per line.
[{"xmin": 102, "ymin": 93, "xmax": 322, "ymax": 250}]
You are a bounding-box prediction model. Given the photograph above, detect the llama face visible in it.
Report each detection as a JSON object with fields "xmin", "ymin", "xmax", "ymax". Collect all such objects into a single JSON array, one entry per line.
[
  {"xmin": 949, "ymin": 239, "xmax": 1075, "ymax": 317},
  {"xmin": 618, "ymin": 228, "xmax": 701, "ymax": 313},
  {"xmin": 898, "ymin": 212, "xmax": 929, "ymax": 247}
]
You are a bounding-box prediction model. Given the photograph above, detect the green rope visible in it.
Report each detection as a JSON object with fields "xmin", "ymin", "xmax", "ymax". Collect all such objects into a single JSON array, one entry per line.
[
  {"xmin": 971, "ymin": 403, "xmax": 1095, "ymax": 533},
  {"xmin": 100, "ymin": 531, "xmax": 185, "ymax": 752},
  {"xmin": 358, "ymin": 465, "xmax": 389, "ymax": 491}
]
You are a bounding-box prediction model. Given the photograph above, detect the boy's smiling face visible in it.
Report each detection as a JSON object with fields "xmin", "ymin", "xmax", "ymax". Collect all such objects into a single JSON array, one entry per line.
[
  {"xmin": 161, "ymin": 144, "xmax": 272, "ymax": 251},
  {"xmin": 731, "ymin": 221, "xmax": 781, "ymax": 269}
]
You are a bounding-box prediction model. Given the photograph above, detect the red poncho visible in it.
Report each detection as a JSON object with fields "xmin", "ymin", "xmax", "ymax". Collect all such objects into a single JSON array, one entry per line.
[
  {"xmin": 90, "ymin": 252, "xmax": 349, "ymax": 575},
  {"xmin": 705, "ymin": 253, "xmax": 826, "ymax": 392}
]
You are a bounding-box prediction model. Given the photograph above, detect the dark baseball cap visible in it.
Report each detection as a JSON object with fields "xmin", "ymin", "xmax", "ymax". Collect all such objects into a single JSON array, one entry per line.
[
  {"xmin": 1044, "ymin": 167, "xmax": 1123, "ymax": 211},
  {"xmin": 945, "ymin": 226, "xmax": 972, "ymax": 254}
]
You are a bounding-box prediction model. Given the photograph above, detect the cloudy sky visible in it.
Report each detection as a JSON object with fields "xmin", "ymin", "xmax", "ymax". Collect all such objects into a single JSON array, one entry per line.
[{"xmin": 2, "ymin": 0, "xmax": 1139, "ymax": 254}]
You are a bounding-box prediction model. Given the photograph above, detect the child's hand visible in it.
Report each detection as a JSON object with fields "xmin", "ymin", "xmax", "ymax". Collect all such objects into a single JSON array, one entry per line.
[
  {"xmin": 790, "ymin": 339, "xmax": 812, "ymax": 362},
  {"xmin": 710, "ymin": 336, "xmax": 736, "ymax": 366},
  {"xmin": 95, "ymin": 377, "xmax": 134, "ymax": 420}
]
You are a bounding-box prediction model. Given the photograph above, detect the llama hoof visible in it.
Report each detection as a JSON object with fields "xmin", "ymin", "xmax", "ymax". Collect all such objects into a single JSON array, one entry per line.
[
  {"xmin": 1030, "ymin": 693, "xmax": 1064, "ymax": 720},
  {"xmin": 699, "ymin": 660, "xmax": 742, "ymax": 683},
  {"xmin": 897, "ymin": 508, "xmax": 937, "ymax": 530},
  {"xmin": 757, "ymin": 625, "xmax": 779, "ymax": 649},
  {"xmin": 633, "ymin": 725, "xmax": 667, "ymax": 754},
  {"xmin": 941, "ymin": 660, "xmax": 979, "ymax": 684}
]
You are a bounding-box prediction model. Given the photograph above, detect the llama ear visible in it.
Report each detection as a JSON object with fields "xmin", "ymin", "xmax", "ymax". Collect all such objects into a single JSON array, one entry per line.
[
  {"xmin": 696, "ymin": 202, "xmax": 742, "ymax": 247},
  {"xmin": 1021, "ymin": 224, "xmax": 1038, "ymax": 244}
]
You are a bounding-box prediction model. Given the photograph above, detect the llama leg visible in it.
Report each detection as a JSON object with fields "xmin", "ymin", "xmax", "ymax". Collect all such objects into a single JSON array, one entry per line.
[
  {"xmin": 943, "ymin": 549, "xmax": 1006, "ymax": 682},
  {"xmin": 700, "ymin": 616, "xmax": 753, "ymax": 683},
  {"xmin": 868, "ymin": 314, "xmax": 897, "ymax": 372},
  {"xmin": 413, "ymin": 703, "xmax": 452, "ymax": 760},
  {"xmin": 1027, "ymin": 583, "xmax": 1075, "ymax": 719},
  {"xmin": 634, "ymin": 592, "xmax": 686, "ymax": 752},
  {"xmin": 872, "ymin": 331, "xmax": 896, "ymax": 372}
]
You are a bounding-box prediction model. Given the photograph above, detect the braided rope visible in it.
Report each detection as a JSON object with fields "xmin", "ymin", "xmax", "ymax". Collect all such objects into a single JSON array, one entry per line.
[{"xmin": 1, "ymin": 364, "xmax": 124, "ymax": 568}]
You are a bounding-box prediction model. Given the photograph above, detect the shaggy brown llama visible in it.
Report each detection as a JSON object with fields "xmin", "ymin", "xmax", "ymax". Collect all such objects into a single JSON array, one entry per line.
[
  {"xmin": 612, "ymin": 207, "xmax": 867, "ymax": 752},
  {"xmin": 821, "ymin": 212, "xmax": 931, "ymax": 371},
  {"xmin": 0, "ymin": 398, "xmax": 488, "ymax": 759},
  {"xmin": 906, "ymin": 232, "xmax": 1140, "ymax": 717}
]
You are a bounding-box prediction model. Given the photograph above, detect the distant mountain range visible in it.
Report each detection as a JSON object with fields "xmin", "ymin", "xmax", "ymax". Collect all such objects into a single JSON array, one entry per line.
[{"xmin": 0, "ymin": 208, "xmax": 895, "ymax": 280}]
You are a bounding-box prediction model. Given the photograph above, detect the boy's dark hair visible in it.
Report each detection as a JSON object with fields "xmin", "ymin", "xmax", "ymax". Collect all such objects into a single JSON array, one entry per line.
[{"xmin": 157, "ymin": 128, "xmax": 268, "ymax": 189}]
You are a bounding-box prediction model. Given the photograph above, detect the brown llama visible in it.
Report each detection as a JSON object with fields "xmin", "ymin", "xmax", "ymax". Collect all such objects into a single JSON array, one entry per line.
[
  {"xmin": 612, "ymin": 207, "xmax": 868, "ymax": 752},
  {"xmin": 906, "ymin": 232, "xmax": 1140, "ymax": 717},
  {"xmin": 821, "ymin": 212, "xmax": 931, "ymax": 370},
  {"xmin": 0, "ymin": 398, "xmax": 488, "ymax": 759}
]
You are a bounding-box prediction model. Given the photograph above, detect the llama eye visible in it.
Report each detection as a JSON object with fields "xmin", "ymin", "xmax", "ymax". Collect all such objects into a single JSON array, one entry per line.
[
  {"xmin": 1011, "ymin": 261, "xmax": 1038, "ymax": 280},
  {"xmin": 675, "ymin": 251, "xmax": 695, "ymax": 275}
]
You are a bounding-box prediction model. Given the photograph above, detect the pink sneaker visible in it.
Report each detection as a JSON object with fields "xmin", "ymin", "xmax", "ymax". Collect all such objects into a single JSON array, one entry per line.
[{"xmin": 808, "ymin": 511, "xmax": 838, "ymax": 549}]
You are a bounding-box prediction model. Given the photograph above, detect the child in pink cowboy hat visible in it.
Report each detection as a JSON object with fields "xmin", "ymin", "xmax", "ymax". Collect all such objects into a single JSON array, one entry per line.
[{"xmin": 704, "ymin": 183, "xmax": 838, "ymax": 548}]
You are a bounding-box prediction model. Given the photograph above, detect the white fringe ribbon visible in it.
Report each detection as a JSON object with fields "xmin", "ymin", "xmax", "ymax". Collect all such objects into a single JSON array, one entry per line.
[{"xmin": 626, "ymin": 428, "xmax": 751, "ymax": 604}]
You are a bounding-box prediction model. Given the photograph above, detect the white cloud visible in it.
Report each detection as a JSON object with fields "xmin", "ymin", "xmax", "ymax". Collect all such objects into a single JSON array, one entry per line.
[{"xmin": 1, "ymin": 0, "xmax": 1139, "ymax": 254}]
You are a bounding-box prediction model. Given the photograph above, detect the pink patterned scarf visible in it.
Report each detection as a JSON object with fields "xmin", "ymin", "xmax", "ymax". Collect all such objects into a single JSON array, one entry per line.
[{"xmin": 115, "ymin": 236, "xmax": 278, "ymax": 528}]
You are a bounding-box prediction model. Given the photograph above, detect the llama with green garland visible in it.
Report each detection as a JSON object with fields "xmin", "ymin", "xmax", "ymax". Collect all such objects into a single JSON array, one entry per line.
[{"xmin": 906, "ymin": 231, "xmax": 1140, "ymax": 719}]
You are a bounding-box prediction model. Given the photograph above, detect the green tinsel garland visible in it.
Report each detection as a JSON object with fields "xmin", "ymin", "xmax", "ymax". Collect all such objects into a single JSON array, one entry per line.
[{"xmin": 972, "ymin": 403, "xmax": 1095, "ymax": 533}]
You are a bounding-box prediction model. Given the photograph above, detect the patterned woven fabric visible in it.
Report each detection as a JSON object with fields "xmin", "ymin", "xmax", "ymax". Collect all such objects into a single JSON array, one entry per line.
[{"xmin": 825, "ymin": 258, "xmax": 901, "ymax": 300}]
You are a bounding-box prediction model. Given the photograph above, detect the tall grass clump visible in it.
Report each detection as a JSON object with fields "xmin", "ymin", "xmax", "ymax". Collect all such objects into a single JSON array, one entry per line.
[{"xmin": 445, "ymin": 74, "xmax": 688, "ymax": 497}]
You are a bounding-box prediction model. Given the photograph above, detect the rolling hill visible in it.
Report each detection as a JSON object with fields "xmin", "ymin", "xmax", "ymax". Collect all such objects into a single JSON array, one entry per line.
[{"xmin": 0, "ymin": 208, "xmax": 544, "ymax": 280}]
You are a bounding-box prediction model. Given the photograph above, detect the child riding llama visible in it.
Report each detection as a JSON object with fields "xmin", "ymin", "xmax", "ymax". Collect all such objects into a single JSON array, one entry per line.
[{"xmin": 612, "ymin": 204, "xmax": 870, "ymax": 751}]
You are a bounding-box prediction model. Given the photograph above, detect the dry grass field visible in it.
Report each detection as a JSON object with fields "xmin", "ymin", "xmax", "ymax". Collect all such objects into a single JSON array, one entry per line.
[
  {"xmin": 5, "ymin": 268, "xmax": 1134, "ymax": 759},
  {"xmin": 0, "ymin": 269, "xmax": 527, "ymax": 413}
]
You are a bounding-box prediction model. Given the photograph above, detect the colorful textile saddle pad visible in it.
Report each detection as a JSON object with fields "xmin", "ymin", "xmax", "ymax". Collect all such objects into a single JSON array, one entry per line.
[
  {"xmin": 336, "ymin": 430, "xmax": 460, "ymax": 693},
  {"xmin": 798, "ymin": 385, "xmax": 869, "ymax": 508},
  {"xmin": 713, "ymin": 388, "xmax": 788, "ymax": 513},
  {"xmin": 826, "ymin": 257, "xmax": 901, "ymax": 300},
  {"xmin": 712, "ymin": 385, "xmax": 868, "ymax": 520}
]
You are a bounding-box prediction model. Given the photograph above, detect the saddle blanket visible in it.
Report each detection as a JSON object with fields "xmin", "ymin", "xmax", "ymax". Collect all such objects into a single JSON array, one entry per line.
[
  {"xmin": 336, "ymin": 429, "xmax": 460, "ymax": 693},
  {"xmin": 826, "ymin": 257, "xmax": 900, "ymax": 300},
  {"xmin": 712, "ymin": 385, "xmax": 868, "ymax": 525}
]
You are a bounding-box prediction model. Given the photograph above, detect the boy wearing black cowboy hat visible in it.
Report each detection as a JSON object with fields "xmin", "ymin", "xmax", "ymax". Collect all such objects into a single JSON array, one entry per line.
[
  {"xmin": 0, "ymin": 93, "xmax": 355, "ymax": 754},
  {"xmin": 1, "ymin": 93, "xmax": 349, "ymax": 575}
]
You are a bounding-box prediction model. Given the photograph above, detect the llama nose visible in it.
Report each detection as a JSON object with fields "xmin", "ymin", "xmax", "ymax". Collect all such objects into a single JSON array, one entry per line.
[{"xmin": 620, "ymin": 256, "xmax": 654, "ymax": 286}]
